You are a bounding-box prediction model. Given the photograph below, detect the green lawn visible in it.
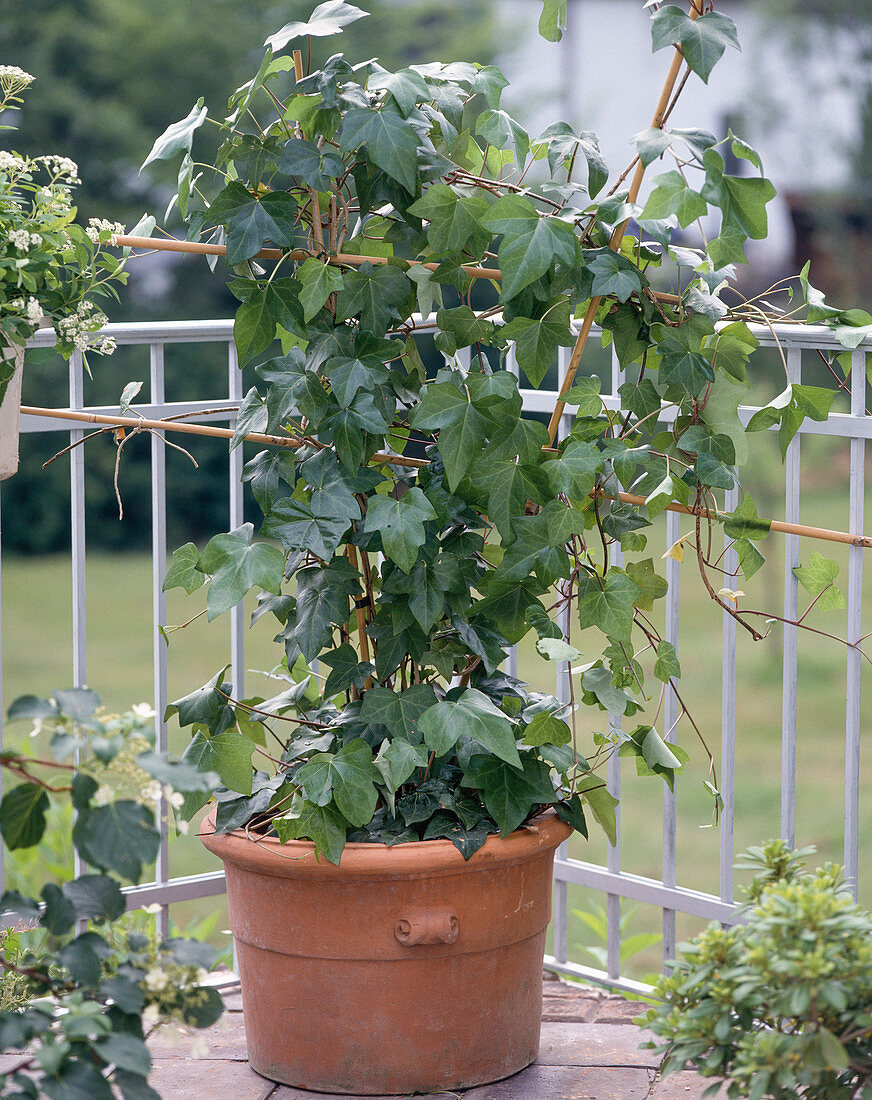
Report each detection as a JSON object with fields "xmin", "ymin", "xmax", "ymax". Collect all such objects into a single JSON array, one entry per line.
[{"xmin": 2, "ymin": 429, "xmax": 871, "ymax": 974}]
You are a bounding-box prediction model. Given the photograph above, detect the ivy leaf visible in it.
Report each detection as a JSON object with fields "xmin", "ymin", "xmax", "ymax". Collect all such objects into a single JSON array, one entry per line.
[
  {"xmin": 723, "ymin": 494, "xmax": 771, "ymax": 542},
  {"xmin": 546, "ymin": 440, "xmax": 603, "ymax": 499},
  {"xmin": 278, "ymin": 138, "xmax": 345, "ymax": 191},
  {"xmin": 461, "ymin": 754, "xmax": 555, "ymax": 837},
  {"xmin": 408, "ymin": 183, "xmax": 492, "ymax": 255},
  {"xmin": 336, "ymin": 262, "xmax": 412, "ymax": 335},
  {"xmin": 0, "ymin": 784, "xmax": 49, "ymax": 850},
  {"xmin": 735, "ymin": 537, "xmax": 766, "ymax": 581},
  {"xmin": 182, "ymin": 730, "xmax": 255, "ymax": 795},
  {"xmin": 296, "ymin": 258, "xmax": 345, "ymax": 321},
  {"xmin": 631, "ymin": 127, "xmax": 673, "ymax": 167},
  {"xmin": 359, "ymin": 684, "xmax": 437, "ymax": 743},
  {"xmin": 329, "ymin": 740, "xmax": 380, "ymax": 827},
  {"xmin": 162, "ymin": 543, "xmax": 204, "ymax": 595},
  {"xmin": 368, "ymin": 66, "xmax": 429, "ymax": 115},
  {"xmin": 61, "ymin": 874, "xmax": 126, "ymax": 925},
  {"xmin": 234, "ymin": 280, "xmax": 305, "ymax": 363},
  {"xmin": 538, "ymin": 0, "xmax": 567, "ymax": 42},
  {"xmin": 651, "ymin": 6, "xmax": 741, "ymax": 83},
  {"xmin": 476, "ymin": 109, "xmax": 530, "ymax": 170},
  {"xmin": 589, "ymin": 251, "xmax": 646, "ymax": 303},
  {"xmin": 479, "ymin": 194, "xmax": 577, "ymax": 300},
  {"xmin": 522, "ymin": 712, "xmax": 571, "ymax": 748},
  {"xmin": 265, "ymin": 2, "xmax": 368, "ymax": 50},
  {"xmin": 340, "ymin": 107, "xmax": 420, "ymax": 192},
  {"xmin": 209, "ymin": 181, "xmax": 299, "ymax": 264},
  {"xmin": 701, "ymin": 149, "xmax": 776, "ymax": 242},
  {"xmin": 364, "ymin": 488, "xmax": 436, "ymax": 573},
  {"xmin": 321, "ymin": 643, "xmax": 374, "ymax": 696},
  {"xmin": 640, "ymin": 171, "xmax": 707, "ymax": 228},
  {"xmin": 746, "ymin": 383, "xmax": 834, "ymax": 456},
  {"xmin": 261, "ymin": 497, "xmax": 351, "ymax": 560},
  {"xmin": 476, "ymin": 459, "xmax": 550, "ymax": 541},
  {"xmin": 197, "ymin": 524, "xmax": 285, "ymax": 620},
  {"xmin": 576, "ymin": 569, "xmax": 641, "ymax": 645},
  {"xmin": 420, "ymin": 689, "xmax": 521, "ymax": 768},
  {"xmin": 501, "ymin": 300, "xmax": 575, "ymax": 387},
  {"xmin": 625, "ymin": 559, "xmax": 668, "ymax": 611},
  {"xmin": 578, "ymin": 775, "xmax": 618, "ymax": 846},
  {"xmin": 581, "ymin": 665, "xmax": 635, "ymax": 717},
  {"xmin": 141, "ymin": 99, "xmax": 207, "ymax": 171},
  {"xmin": 411, "ymin": 381, "xmax": 490, "ymax": 491},
  {"xmin": 275, "ymin": 800, "xmax": 347, "ymax": 865},
  {"xmin": 294, "ymin": 569, "xmax": 352, "ymax": 661},
  {"xmin": 535, "ymin": 122, "xmax": 608, "ymax": 197},
  {"xmin": 619, "ymin": 724, "xmax": 686, "ymax": 790},
  {"xmin": 378, "ymin": 739, "xmax": 430, "ymax": 788},
  {"xmin": 654, "ymin": 640, "xmax": 681, "ymax": 682},
  {"xmin": 793, "ymin": 552, "xmax": 846, "ymax": 612}
]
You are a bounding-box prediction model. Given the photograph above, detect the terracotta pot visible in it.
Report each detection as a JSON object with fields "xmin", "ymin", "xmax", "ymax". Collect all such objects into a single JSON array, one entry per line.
[
  {"xmin": 0, "ymin": 342, "xmax": 24, "ymax": 481},
  {"xmin": 202, "ymin": 808, "xmax": 571, "ymax": 1095}
]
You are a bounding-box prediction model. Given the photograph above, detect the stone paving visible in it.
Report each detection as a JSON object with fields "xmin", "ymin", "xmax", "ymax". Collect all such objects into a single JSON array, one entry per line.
[{"xmin": 145, "ymin": 979, "xmax": 728, "ymax": 1100}]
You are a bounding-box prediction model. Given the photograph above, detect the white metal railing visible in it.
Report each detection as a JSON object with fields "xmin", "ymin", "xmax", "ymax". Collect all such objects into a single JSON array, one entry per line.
[{"xmin": 2, "ymin": 317, "xmax": 868, "ymax": 993}]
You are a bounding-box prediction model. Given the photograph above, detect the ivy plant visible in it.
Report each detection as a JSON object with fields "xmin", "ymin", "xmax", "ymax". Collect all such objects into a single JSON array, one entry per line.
[
  {"xmin": 136, "ymin": 0, "xmax": 852, "ymax": 864},
  {"xmin": 640, "ymin": 841, "xmax": 872, "ymax": 1100},
  {"xmin": 0, "ymin": 691, "xmax": 222, "ymax": 1099}
]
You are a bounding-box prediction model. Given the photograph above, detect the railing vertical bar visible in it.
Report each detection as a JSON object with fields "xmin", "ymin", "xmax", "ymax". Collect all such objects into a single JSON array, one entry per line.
[
  {"xmin": 551, "ymin": 599, "xmax": 572, "ymax": 966},
  {"xmin": 227, "ymin": 342, "xmax": 245, "ymax": 702},
  {"xmin": 780, "ymin": 348, "xmax": 802, "ymax": 847},
  {"xmin": 844, "ymin": 348, "xmax": 865, "ymax": 892},
  {"xmin": 506, "ymin": 344, "xmax": 520, "ymax": 681},
  {"xmin": 0, "ymin": 495, "xmax": 4, "ymax": 897},
  {"xmin": 661, "ymin": 508, "xmax": 680, "ymax": 966},
  {"xmin": 606, "ymin": 344, "xmax": 624, "ymax": 979},
  {"xmin": 69, "ymin": 350, "xmax": 87, "ymax": 885},
  {"xmin": 150, "ymin": 343, "xmax": 171, "ymax": 941},
  {"xmin": 720, "ymin": 484, "xmax": 739, "ymax": 904}
]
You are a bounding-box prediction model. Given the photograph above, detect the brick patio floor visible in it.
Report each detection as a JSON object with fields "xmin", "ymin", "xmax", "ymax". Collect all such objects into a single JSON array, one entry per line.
[{"xmin": 145, "ymin": 979, "xmax": 727, "ymax": 1099}]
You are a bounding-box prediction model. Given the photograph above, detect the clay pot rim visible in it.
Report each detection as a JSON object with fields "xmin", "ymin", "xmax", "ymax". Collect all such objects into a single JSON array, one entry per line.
[{"xmin": 201, "ymin": 806, "xmax": 571, "ymax": 878}]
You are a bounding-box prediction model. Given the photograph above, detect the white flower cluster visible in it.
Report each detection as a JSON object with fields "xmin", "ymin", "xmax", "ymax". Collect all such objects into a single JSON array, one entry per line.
[
  {"xmin": 36, "ymin": 154, "xmax": 80, "ymax": 183},
  {"xmin": 9, "ymin": 229, "xmax": 42, "ymax": 251},
  {"xmin": 0, "ymin": 66, "xmax": 34, "ymax": 92},
  {"xmin": 56, "ymin": 299, "xmax": 116, "ymax": 354},
  {"xmin": 86, "ymin": 217, "xmax": 125, "ymax": 245},
  {"xmin": 4, "ymin": 296, "xmax": 42, "ymax": 324},
  {"xmin": 0, "ymin": 150, "xmax": 26, "ymax": 175}
]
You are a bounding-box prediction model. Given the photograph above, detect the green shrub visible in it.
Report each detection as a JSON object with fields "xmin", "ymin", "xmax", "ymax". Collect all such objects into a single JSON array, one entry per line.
[{"xmin": 640, "ymin": 840, "xmax": 872, "ymax": 1100}]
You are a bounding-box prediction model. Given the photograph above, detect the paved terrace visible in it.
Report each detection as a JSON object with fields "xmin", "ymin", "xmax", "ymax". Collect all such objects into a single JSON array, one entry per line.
[{"xmin": 146, "ymin": 979, "xmax": 726, "ymax": 1099}]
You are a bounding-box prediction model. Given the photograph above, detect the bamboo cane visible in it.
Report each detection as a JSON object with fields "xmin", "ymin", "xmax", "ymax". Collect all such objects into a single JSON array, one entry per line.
[
  {"xmin": 545, "ymin": 2, "xmax": 702, "ymax": 444},
  {"xmin": 21, "ymin": 403, "xmax": 872, "ymax": 549}
]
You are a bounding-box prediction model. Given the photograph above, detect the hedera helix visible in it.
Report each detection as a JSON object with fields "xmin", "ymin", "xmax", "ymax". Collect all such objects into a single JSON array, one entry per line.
[{"xmin": 140, "ymin": 0, "xmax": 857, "ymax": 864}]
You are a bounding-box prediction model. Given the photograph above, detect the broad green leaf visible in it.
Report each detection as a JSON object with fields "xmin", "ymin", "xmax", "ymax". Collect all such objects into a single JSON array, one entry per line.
[
  {"xmin": 330, "ymin": 739, "xmax": 381, "ymax": 827},
  {"xmin": 479, "ymin": 194, "xmax": 577, "ymax": 299},
  {"xmin": 74, "ymin": 802, "xmax": 159, "ymax": 882},
  {"xmin": 588, "ymin": 251, "xmax": 645, "ymax": 303},
  {"xmin": 336, "ymin": 262, "xmax": 412, "ymax": 335},
  {"xmin": 651, "ymin": 7, "xmax": 741, "ymax": 83},
  {"xmin": 321, "ymin": 643, "xmax": 374, "ymax": 696},
  {"xmin": 198, "ymin": 525, "xmax": 285, "ymax": 620},
  {"xmin": 266, "ymin": 2, "xmax": 368, "ymax": 50},
  {"xmin": 576, "ymin": 568, "xmax": 641, "ymax": 645},
  {"xmin": 501, "ymin": 300, "xmax": 575, "ymax": 387},
  {"xmin": 723, "ymin": 494, "xmax": 771, "ymax": 542},
  {"xmin": 364, "ymin": 487, "xmax": 436, "ymax": 573},
  {"xmin": 476, "ymin": 109, "xmax": 530, "ymax": 169},
  {"xmin": 462, "ymin": 754, "xmax": 556, "ymax": 836},
  {"xmin": 92, "ymin": 1033, "xmax": 152, "ymax": 1077},
  {"xmin": 141, "ymin": 100, "xmax": 207, "ymax": 171},
  {"xmin": 535, "ymin": 122, "xmax": 608, "ymax": 197},
  {"xmin": 408, "ymin": 183, "xmax": 492, "ymax": 255},
  {"xmin": 209, "ymin": 181, "xmax": 299, "ymax": 264},
  {"xmin": 297, "ymin": 258, "xmax": 344, "ymax": 321},
  {"xmin": 233, "ymin": 279, "xmax": 304, "ymax": 363},
  {"xmin": 378, "ymin": 739, "xmax": 430, "ymax": 788},
  {"xmin": 735, "ymin": 537, "xmax": 765, "ymax": 581},
  {"xmin": 582, "ymin": 665, "xmax": 635, "ymax": 716},
  {"xmin": 631, "ymin": 127, "xmax": 672, "ymax": 167},
  {"xmin": 0, "ymin": 784, "xmax": 49, "ymax": 850},
  {"xmin": 793, "ymin": 551, "xmax": 846, "ymax": 611},
  {"xmin": 522, "ymin": 712, "xmax": 571, "ymax": 748},
  {"xmin": 182, "ymin": 730, "xmax": 256, "ymax": 795},
  {"xmin": 278, "ymin": 138, "xmax": 345, "ymax": 190},
  {"xmin": 275, "ymin": 799, "xmax": 347, "ymax": 865},
  {"xmin": 578, "ymin": 775, "xmax": 618, "ymax": 846},
  {"xmin": 61, "ymin": 875, "xmax": 126, "ymax": 924},
  {"xmin": 294, "ymin": 572, "xmax": 351, "ymax": 661},
  {"xmin": 340, "ymin": 107, "xmax": 420, "ymax": 192},
  {"xmin": 166, "ymin": 667, "xmax": 234, "ymax": 734},
  {"xmin": 368, "ymin": 66, "xmax": 429, "ymax": 115},
  {"xmin": 359, "ymin": 684, "xmax": 437, "ymax": 743},
  {"xmin": 746, "ymin": 383, "xmax": 834, "ymax": 457},
  {"xmin": 538, "ymin": 0, "xmax": 567, "ymax": 42},
  {"xmin": 640, "ymin": 171, "xmax": 707, "ymax": 228},
  {"xmin": 411, "ymin": 382, "xmax": 490, "ymax": 490},
  {"xmin": 546, "ymin": 439, "xmax": 603, "ymax": 499},
  {"xmin": 654, "ymin": 640, "xmax": 681, "ymax": 682},
  {"xmin": 477, "ymin": 459, "xmax": 550, "ymax": 541},
  {"xmin": 261, "ymin": 497, "xmax": 351, "ymax": 560},
  {"xmin": 420, "ymin": 689, "xmax": 521, "ymax": 767},
  {"xmin": 536, "ymin": 637, "xmax": 582, "ymax": 663},
  {"xmin": 701, "ymin": 148, "xmax": 776, "ymax": 241}
]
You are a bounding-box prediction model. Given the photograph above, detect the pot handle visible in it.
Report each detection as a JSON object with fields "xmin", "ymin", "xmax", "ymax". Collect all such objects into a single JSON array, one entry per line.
[{"xmin": 395, "ymin": 909, "xmax": 459, "ymax": 946}]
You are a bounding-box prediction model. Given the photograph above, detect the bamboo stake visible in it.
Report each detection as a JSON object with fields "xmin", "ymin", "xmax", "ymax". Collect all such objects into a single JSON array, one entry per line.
[
  {"xmin": 21, "ymin": 404, "xmax": 872, "ymax": 550},
  {"xmin": 20, "ymin": 406, "xmax": 426, "ymax": 469},
  {"xmin": 546, "ymin": 2, "xmax": 702, "ymax": 444}
]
